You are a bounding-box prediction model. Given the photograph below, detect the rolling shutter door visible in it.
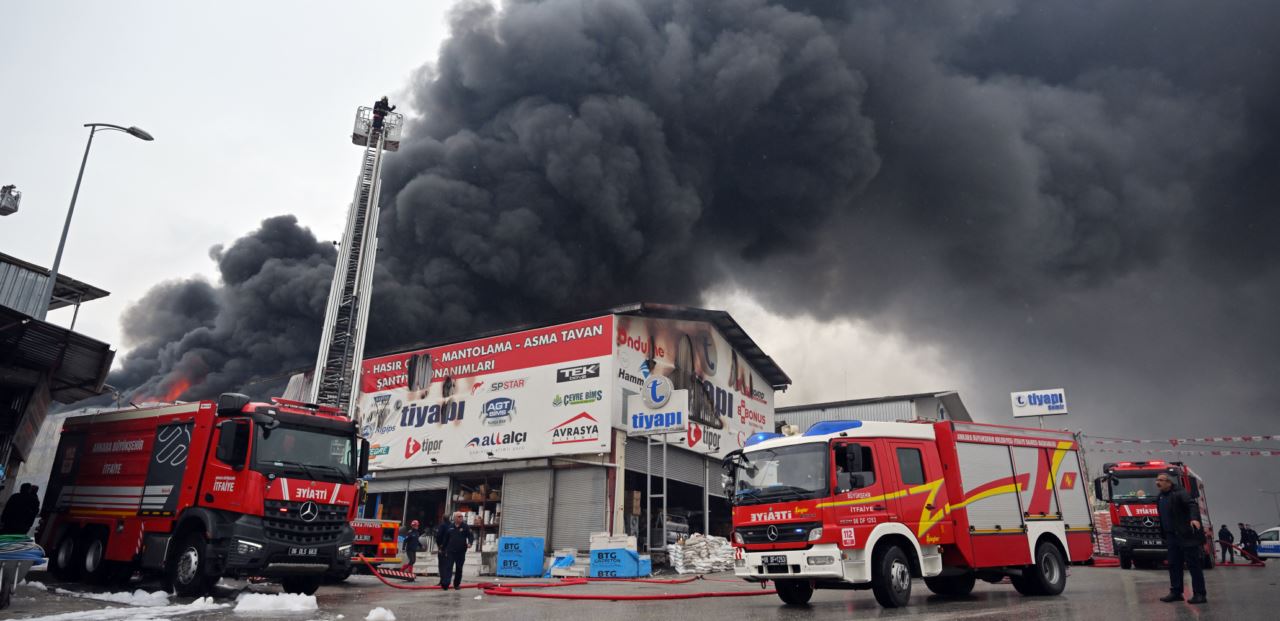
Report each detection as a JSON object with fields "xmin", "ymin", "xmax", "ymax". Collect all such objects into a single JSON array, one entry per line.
[
  {"xmin": 406, "ymin": 476, "xmax": 449, "ymax": 491},
  {"xmin": 501, "ymin": 469, "xmax": 552, "ymax": 541},
  {"xmin": 624, "ymin": 439, "xmax": 707, "ymax": 487},
  {"xmin": 955, "ymin": 443, "xmax": 1023, "ymax": 531},
  {"xmin": 551, "ymin": 467, "xmax": 607, "ymax": 551},
  {"xmin": 366, "ymin": 478, "xmax": 409, "ymax": 494}
]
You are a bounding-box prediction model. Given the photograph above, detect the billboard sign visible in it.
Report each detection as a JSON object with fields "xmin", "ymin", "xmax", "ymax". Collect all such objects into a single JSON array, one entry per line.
[
  {"xmin": 1010, "ymin": 388, "xmax": 1069, "ymax": 418},
  {"xmin": 627, "ymin": 390, "xmax": 688, "ymax": 436},
  {"xmin": 613, "ymin": 316, "xmax": 774, "ymax": 458},
  {"xmin": 355, "ymin": 316, "xmax": 614, "ymax": 469}
]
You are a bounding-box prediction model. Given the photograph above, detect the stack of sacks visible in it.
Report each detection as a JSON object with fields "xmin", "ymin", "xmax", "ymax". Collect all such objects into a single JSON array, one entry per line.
[{"xmin": 670, "ymin": 534, "xmax": 734, "ymax": 574}]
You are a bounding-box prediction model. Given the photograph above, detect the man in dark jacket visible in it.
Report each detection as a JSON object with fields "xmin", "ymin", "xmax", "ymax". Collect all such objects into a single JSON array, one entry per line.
[
  {"xmin": 0, "ymin": 484, "xmax": 40, "ymax": 535},
  {"xmin": 1156, "ymin": 473, "xmax": 1206, "ymax": 604},
  {"xmin": 1240, "ymin": 523, "xmax": 1259, "ymax": 557},
  {"xmin": 1217, "ymin": 524, "xmax": 1234, "ymax": 564},
  {"xmin": 435, "ymin": 511, "xmax": 474, "ymax": 590}
]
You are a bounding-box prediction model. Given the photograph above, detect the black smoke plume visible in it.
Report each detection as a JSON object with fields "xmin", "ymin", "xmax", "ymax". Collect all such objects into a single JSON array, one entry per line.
[{"xmin": 108, "ymin": 0, "xmax": 1280, "ymax": 522}]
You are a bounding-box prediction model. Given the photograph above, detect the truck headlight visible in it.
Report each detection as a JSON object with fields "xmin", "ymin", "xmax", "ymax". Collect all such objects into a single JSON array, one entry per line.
[
  {"xmin": 807, "ymin": 556, "xmax": 835, "ymax": 566},
  {"xmin": 1112, "ymin": 537, "xmax": 1127, "ymax": 544},
  {"xmin": 236, "ymin": 539, "xmax": 263, "ymax": 555},
  {"xmin": 339, "ymin": 544, "xmax": 352, "ymax": 559},
  {"xmin": 733, "ymin": 531, "xmax": 744, "ymax": 545},
  {"xmin": 808, "ymin": 527, "xmax": 824, "ymax": 542}
]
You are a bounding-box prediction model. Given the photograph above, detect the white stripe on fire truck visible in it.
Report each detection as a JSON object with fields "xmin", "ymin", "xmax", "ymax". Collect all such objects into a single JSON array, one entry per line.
[
  {"xmin": 329, "ymin": 483, "xmax": 340, "ymax": 504},
  {"xmin": 62, "ymin": 486, "xmax": 144, "ymax": 497},
  {"xmin": 144, "ymin": 485, "xmax": 174, "ymax": 495},
  {"xmin": 281, "ymin": 478, "xmax": 290, "ymax": 500}
]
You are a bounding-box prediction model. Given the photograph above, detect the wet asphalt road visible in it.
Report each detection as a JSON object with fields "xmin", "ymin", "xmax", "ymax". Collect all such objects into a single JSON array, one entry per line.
[{"xmin": 7, "ymin": 562, "xmax": 1278, "ymax": 620}]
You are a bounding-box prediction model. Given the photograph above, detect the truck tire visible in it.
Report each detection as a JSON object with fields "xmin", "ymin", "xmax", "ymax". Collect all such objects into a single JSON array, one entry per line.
[
  {"xmin": 924, "ymin": 573, "xmax": 976, "ymax": 598},
  {"xmin": 325, "ymin": 567, "xmax": 353, "ymax": 584},
  {"xmin": 169, "ymin": 531, "xmax": 215, "ymax": 597},
  {"xmin": 1118, "ymin": 554, "xmax": 1132, "ymax": 570},
  {"xmin": 50, "ymin": 531, "xmax": 83, "ymax": 580},
  {"xmin": 281, "ymin": 575, "xmax": 323, "ymax": 595},
  {"xmin": 871, "ymin": 545, "xmax": 913, "ymax": 608},
  {"xmin": 774, "ymin": 579, "xmax": 813, "ymax": 606},
  {"xmin": 1013, "ymin": 541, "xmax": 1067, "ymax": 597},
  {"xmin": 81, "ymin": 531, "xmax": 111, "ymax": 584}
]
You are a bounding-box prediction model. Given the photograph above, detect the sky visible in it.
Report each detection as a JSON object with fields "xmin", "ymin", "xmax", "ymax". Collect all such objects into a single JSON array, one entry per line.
[{"xmin": 2, "ymin": 1, "xmax": 1278, "ymax": 529}]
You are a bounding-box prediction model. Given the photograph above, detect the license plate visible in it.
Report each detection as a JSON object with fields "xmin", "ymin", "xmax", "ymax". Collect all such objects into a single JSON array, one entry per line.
[
  {"xmin": 762, "ymin": 555, "xmax": 787, "ymax": 565},
  {"xmin": 289, "ymin": 547, "xmax": 318, "ymax": 556}
]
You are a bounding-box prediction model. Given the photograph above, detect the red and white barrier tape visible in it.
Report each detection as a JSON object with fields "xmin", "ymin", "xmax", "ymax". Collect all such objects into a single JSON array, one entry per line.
[
  {"xmin": 1088, "ymin": 435, "xmax": 1279, "ymax": 446},
  {"xmin": 1089, "ymin": 447, "xmax": 1280, "ymax": 457}
]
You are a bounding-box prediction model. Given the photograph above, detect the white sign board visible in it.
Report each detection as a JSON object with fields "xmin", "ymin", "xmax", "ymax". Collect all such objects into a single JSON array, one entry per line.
[
  {"xmin": 356, "ymin": 316, "xmax": 614, "ymax": 469},
  {"xmin": 627, "ymin": 390, "xmax": 688, "ymax": 436},
  {"xmin": 1011, "ymin": 388, "xmax": 1069, "ymax": 418},
  {"xmin": 613, "ymin": 316, "xmax": 774, "ymax": 458}
]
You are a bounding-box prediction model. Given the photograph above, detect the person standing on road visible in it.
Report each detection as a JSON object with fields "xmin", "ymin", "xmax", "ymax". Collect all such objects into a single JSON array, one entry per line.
[
  {"xmin": 1155, "ymin": 473, "xmax": 1207, "ymax": 604},
  {"xmin": 1241, "ymin": 524, "xmax": 1259, "ymax": 558},
  {"xmin": 1217, "ymin": 524, "xmax": 1235, "ymax": 564},
  {"xmin": 436, "ymin": 511, "xmax": 475, "ymax": 590},
  {"xmin": 400, "ymin": 519, "xmax": 423, "ymax": 575},
  {"xmin": 0, "ymin": 483, "xmax": 39, "ymax": 535}
]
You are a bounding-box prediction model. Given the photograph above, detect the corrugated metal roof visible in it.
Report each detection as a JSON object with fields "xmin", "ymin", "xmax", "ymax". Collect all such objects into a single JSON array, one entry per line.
[
  {"xmin": 0, "ymin": 252, "xmax": 110, "ymax": 314},
  {"xmin": 0, "ymin": 305, "xmax": 115, "ymax": 402}
]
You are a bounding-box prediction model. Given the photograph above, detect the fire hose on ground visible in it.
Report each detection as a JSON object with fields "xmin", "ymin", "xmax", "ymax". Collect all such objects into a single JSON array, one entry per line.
[{"xmin": 357, "ymin": 556, "xmax": 778, "ymax": 600}]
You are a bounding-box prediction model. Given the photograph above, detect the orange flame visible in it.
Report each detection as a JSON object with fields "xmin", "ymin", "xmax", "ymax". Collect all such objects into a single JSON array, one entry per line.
[{"xmin": 159, "ymin": 377, "xmax": 192, "ymax": 402}]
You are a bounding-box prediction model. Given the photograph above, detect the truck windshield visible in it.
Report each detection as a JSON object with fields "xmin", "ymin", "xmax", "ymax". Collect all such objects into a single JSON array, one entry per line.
[
  {"xmin": 254, "ymin": 425, "xmax": 354, "ymax": 482},
  {"xmin": 731, "ymin": 443, "xmax": 828, "ymax": 506},
  {"xmin": 1109, "ymin": 473, "xmax": 1160, "ymax": 501}
]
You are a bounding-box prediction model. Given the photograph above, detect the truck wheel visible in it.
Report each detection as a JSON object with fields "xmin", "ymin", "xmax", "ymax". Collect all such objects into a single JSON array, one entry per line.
[
  {"xmin": 81, "ymin": 531, "xmax": 111, "ymax": 584},
  {"xmin": 924, "ymin": 573, "xmax": 976, "ymax": 598},
  {"xmin": 1118, "ymin": 554, "xmax": 1132, "ymax": 570},
  {"xmin": 281, "ymin": 576, "xmax": 322, "ymax": 595},
  {"xmin": 871, "ymin": 545, "xmax": 913, "ymax": 608},
  {"xmin": 1015, "ymin": 542, "xmax": 1067, "ymax": 597},
  {"xmin": 169, "ymin": 531, "xmax": 215, "ymax": 597},
  {"xmin": 50, "ymin": 531, "xmax": 83, "ymax": 580},
  {"xmin": 325, "ymin": 567, "xmax": 353, "ymax": 584},
  {"xmin": 774, "ymin": 579, "xmax": 813, "ymax": 606}
]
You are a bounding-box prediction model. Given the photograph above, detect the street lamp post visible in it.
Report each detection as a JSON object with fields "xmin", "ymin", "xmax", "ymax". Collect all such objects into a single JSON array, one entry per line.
[
  {"xmin": 1260, "ymin": 490, "xmax": 1280, "ymax": 527},
  {"xmin": 38, "ymin": 123, "xmax": 153, "ymax": 320}
]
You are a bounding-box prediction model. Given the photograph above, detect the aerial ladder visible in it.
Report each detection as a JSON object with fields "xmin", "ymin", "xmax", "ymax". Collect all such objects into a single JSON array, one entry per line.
[{"xmin": 300, "ymin": 101, "xmax": 404, "ymax": 416}]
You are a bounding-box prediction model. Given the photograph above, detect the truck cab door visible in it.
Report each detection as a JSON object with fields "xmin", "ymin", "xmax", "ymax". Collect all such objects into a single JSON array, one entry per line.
[
  {"xmin": 886, "ymin": 440, "xmax": 952, "ymax": 546},
  {"xmin": 829, "ymin": 439, "xmax": 892, "ymax": 549},
  {"xmin": 198, "ymin": 420, "xmax": 251, "ymax": 511}
]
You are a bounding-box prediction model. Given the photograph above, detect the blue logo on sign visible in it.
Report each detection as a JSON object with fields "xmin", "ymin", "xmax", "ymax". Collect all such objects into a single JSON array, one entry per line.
[
  {"xmin": 645, "ymin": 377, "xmax": 670, "ymax": 408},
  {"xmin": 482, "ymin": 398, "xmax": 516, "ymax": 425}
]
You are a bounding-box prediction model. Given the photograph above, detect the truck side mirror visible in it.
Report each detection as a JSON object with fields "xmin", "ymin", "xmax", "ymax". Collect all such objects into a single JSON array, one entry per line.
[
  {"xmin": 1093, "ymin": 477, "xmax": 1105, "ymax": 502},
  {"xmin": 844, "ymin": 445, "xmax": 863, "ymax": 474},
  {"xmin": 216, "ymin": 420, "xmax": 250, "ymax": 469},
  {"xmin": 217, "ymin": 392, "xmax": 251, "ymax": 416},
  {"xmin": 359, "ymin": 439, "xmax": 370, "ymax": 476}
]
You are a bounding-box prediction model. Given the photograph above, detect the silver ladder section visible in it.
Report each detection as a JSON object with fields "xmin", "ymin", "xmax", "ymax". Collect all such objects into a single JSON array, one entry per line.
[{"xmin": 309, "ymin": 124, "xmax": 386, "ymax": 413}]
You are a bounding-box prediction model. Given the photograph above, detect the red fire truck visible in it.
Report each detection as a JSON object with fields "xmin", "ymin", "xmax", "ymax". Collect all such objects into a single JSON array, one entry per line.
[
  {"xmin": 37, "ymin": 393, "xmax": 369, "ymax": 596},
  {"xmin": 724, "ymin": 420, "xmax": 1093, "ymax": 608},
  {"xmin": 348, "ymin": 518, "xmax": 401, "ymax": 570},
  {"xmin": 1092, "ymin": 460, "xmax": 1214, "ymax": 570}
]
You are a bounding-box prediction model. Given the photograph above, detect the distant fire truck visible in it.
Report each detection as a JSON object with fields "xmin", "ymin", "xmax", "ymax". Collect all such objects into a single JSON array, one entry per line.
[
  {"xmin": 724, "ymin": 420, "xmax": 1093, "ymax": 608},
  {"xmin": 38, "ymin": 394, "xmax": 369, "ymax": 596},
  {"xmin": 1093, "ymin": 460, "xmax": 1215, "ymax": 570},
  {"xmin": 349, "ymin": 518, "xmax": 401, "ymax": 569}
]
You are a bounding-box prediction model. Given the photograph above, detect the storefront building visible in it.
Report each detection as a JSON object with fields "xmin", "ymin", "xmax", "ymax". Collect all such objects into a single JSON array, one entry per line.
[{"xmin": 354, "ymin": 304, "xmax": 790, "ymax": 552}]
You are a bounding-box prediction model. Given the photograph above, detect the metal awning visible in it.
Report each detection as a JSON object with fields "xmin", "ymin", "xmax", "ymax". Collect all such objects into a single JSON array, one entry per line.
[{"xmin": 0, "ymin": 305, "xmax": 115, "ymax": 403}]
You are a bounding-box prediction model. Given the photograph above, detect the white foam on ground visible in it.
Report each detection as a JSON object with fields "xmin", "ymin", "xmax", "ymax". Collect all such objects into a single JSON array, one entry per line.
[
  {"xmin": 232, "ymin": 592, "xmax": 319, "ymax": 613},
  {"xmin": 53, "ymin": 588, "xmax": 171, "ymax": 606},
  {"xmin": 20, "ymin": 580, "xmax": 48, "ymax": 590},
  {"xmin": 14, "ymin": 596, "xmax": 224, "ymax": 621},
  {"xmin": 364, "ymin": 607, "xmax": 396, "ymax": 621}
]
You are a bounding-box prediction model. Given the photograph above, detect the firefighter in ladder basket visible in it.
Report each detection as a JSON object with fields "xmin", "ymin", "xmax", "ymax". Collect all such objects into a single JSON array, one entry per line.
[{"xmin": 372, "ymin": 96, "xmax": 396, "ymax": 130}]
